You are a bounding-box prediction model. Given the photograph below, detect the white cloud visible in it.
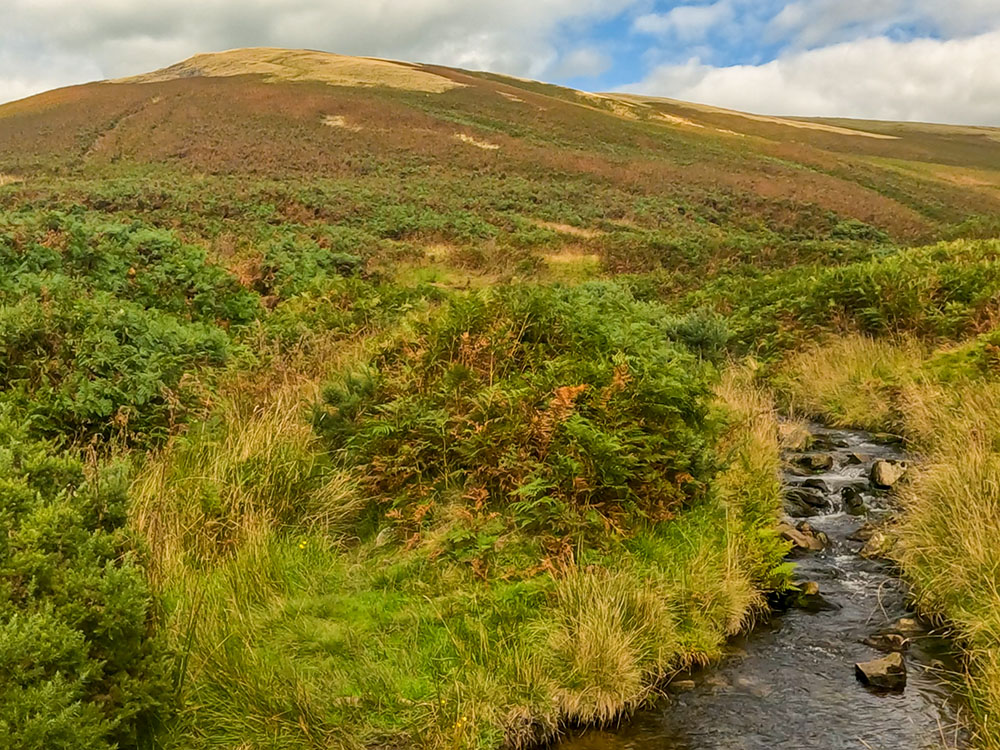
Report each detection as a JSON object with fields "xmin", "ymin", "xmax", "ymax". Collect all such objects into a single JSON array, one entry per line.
[
  {"xmin": 552, "ymin": 47, "xmax": 613, "ymax": 78},
  {"xmin": 768, "ymin": 0, "xmax": 1000, "ymax": 48},
  {"xmin": 623, "ymin": 30, "xmax": 1000, "ymax": 125},
  {"xmin": 0, "ymin": 0, "xmax": 637, "ymax": 104},
  {"xmin": 0, "ymin": 46, "xmax": 105, "ymax": 106},
  {"xmin": 633, "ymin": 2, "xmax": 734, "ymax": 41}
]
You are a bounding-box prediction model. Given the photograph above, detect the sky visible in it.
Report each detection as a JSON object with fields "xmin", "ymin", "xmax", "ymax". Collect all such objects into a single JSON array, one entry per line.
[{"xmin": 2, "ymin": 0, "xmax": 1000, "ymax": 125}]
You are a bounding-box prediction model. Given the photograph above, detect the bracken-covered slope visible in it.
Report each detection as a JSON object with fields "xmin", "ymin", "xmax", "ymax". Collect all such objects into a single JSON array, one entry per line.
[{"xmin": 2, "ymin": 47, "xmax": 1000, "ymax": 246}]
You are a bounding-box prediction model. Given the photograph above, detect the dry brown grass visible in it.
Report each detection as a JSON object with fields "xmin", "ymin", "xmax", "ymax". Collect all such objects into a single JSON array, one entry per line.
[
  {"xmin": 322, "ymin": 114, "xmax": 362, "ymax": 132},
  {"xmin": 115, "ymin": 47, "xmax": 463, "ymax": 93},
  {"xmin": 776, "ymin": 334, "xmax": 927, "ymax": 432},
  {"xmin": 610, "ymin": 93, "xmax": 900, "ymax": 139},
  {"xmin": 533, "ymin": 220, "xmax": 603, "ymax": 239},
  {"xmin": 656, "ymin": 112, "xmax": 705, "ymax": 128}
]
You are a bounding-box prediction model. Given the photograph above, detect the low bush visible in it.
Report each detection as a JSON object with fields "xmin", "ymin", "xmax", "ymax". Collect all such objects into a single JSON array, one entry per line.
[
  {"xmin": 0, "ymin": 291, "xmax": 232, "ymax": 445},
  {"xmin": 0, "ymin": 413, "xmax": 170, "ymax": 749},
  {"xmin": 687, "ymin": 239, "xmax": 1000, "ymax": 353},
  {"xmin": 0, "ymin": 212, "xmax": 264, "ymax": 445},
  {"xmin": 314, "ymin": 283, "xmax": 719, "ymax": 545}
]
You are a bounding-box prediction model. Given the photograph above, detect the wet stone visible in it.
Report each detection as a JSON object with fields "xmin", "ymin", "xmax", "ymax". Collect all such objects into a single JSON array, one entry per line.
[
  {"xmin": 792, "ymin": 580, "xmax": 840, "ymax": 612},
  {"xmin": 887, "ymin": 617, "xmax": 927, "ymax": 638},
  {"xmin": 856, "ymin": 652, "xmax": 907, "ymax": 691},
  {"xmin": 811, "ymin": 433, "xmax": 850, "ymax": 450},
  {"xmin": 841, "ymin": 485, "xmax": 866, "ymax": 515},
  {"xmin": 784, "ymin": 486, "xmax": 828, "ymax": 517},
  {"xmin": 871, "ymin": 459, "xmax": 907, "ymax": 489},
  {"xmin": 668, "ymin": 680, "xmax": 697, "ymax": 694},
  {"xmin": 860, "ymin": 529, "xmax": 896, "ymax": 560},
  {"xmin": 777, "ymin": 521, "xmax": 825, "ymax": 552},
  {"xmin": 848, "ymin": 522, "xmax": 878, "ymax": 542},
  {"xmin": 863, "ymin": 633, "xmax": 909, "ymax": 653},
  {"xmin": 802, "ymin": 477, "xmax": 831, "ymax": 493},
  {"xmin": 796, "ymin": 521, "xmax": 829, "ymax": 547},
  {"xmin": 795, "ymin": 453, "xmax": 835, "ymax": 472},
  {"xmin": 778, "ymin": 423, "xmax": 813, "ymax": 452}
]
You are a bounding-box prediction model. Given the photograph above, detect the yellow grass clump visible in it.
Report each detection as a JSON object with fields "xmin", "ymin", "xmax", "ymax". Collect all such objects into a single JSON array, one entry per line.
[
  {"xmin": 776, "ymin": 334, "xmax": 926, "ymax": 433},
  {"xmin": 322, "ymin": 114, "xmax": 362, "ymax": 131},
  {"xmin": 454, "ymin": 133, "xmax": 500, "ymax": 150}
]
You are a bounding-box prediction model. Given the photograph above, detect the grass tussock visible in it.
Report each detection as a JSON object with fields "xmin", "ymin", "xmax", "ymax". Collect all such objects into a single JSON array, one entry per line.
[
  {"xmin": 777, "ymin": 336, "xmax": 1000, "ymax": 748},
  {"xmin": 775, "ymin": 334, "xmax": 927, "ymax": 433}
]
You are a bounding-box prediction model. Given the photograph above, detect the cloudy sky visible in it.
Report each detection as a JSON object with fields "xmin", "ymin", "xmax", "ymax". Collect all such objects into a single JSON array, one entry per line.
[{"xmin": 3, "ymin": 0, "xmax": 1000, "ymax": 124}]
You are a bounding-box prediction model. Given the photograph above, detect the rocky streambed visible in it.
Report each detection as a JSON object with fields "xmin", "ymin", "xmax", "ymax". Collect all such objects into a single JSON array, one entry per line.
[{"xmin": 555, "ymin": 424, "xmax": 969, "ymax": 750}]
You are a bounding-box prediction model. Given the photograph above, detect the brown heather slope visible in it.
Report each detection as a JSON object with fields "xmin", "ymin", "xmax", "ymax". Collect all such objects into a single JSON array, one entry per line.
[{"xmin": 1, "ymin": 47, "xmax": 1000, "ymax": 244}]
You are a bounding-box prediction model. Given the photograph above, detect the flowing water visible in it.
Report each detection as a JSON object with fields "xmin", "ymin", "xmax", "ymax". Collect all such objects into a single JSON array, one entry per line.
[{"xmin": 554, "ymin": 425, "xmax": 968, "ymax": 750}]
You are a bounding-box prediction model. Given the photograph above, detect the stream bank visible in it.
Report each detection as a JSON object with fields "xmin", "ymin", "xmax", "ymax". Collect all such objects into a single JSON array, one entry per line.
[{"xmin": 553, "ymin": 424, "xmax": 969, "ymax": 750}]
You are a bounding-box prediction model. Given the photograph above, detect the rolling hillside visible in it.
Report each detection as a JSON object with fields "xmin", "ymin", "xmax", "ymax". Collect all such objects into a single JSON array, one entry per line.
[{"xmin": 2, "ymin": 47, "xmax": 1000, "ymax": 242}]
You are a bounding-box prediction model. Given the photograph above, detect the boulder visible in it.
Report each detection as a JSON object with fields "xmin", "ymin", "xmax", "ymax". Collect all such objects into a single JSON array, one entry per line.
[
  {"xmin": 886, "ymin": 617, "xmax": 926, "ymax": 638},
  {"xmin": 841, "ymin": 485, "xmax": 865, "ymax": 515},
  {"xmin": 812, "ymin": 434, "xmax": 850, "ymax": 450},
  {"xmin": 802, "ymin": 477, "xmax": 831, "ymax": 493},
  {"xmin": 792, "ymin": 580, "xmax": 839, "ymax": 612},
  {"xmin": 778, "ymin": 423, "xmax": 813, "ymax": 452},
  {"xmin": 784, "ymin": 486, "xmax": 828, "ymax": 517},
  {"xmin": 862, "ymin": 633, "xmax": 909, "ymax": 653},
  {"xmin": 855, "ymin": 652, "xmax": 906, "ymax": 691},
  {"xmin": 797, "ymin": 521, "xmax": 830, "ymax": 547},
  {"xmin": 847, "ymin": 522, "xmax": 877, "ymax": 542},
  {"xmin": 777, "ymin": 521, "xmax": 825, "ymax": 552},
  {"xmin": 870, "ymin": 459, "xmax": 907, "ymax": 489},
  {"xmin": 795, "ymin": 453, "xmax": 834, "ymax": 472},
  {"xmin": 859, "ymin": 529, "xmax": 896, "ymax": 560},
  {"xmin": 845, "ymin": 452, "xmax": 870, "ymax": 466},
  {"xmin": 668, "ymin": 679, "xmax": 697, "ymax": 693}
]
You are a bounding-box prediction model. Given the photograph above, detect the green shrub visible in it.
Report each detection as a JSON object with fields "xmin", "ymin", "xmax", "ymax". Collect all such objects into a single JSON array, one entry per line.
[
  {"xmin": 831, "ymin": 218, "xmax": 889, "ymax": 243},
  {"xmin": 0, "ymin": 291, "xmax": 231, "ymax": 444},
  {"xmin": 663, "ymin": 309, "xmax": 731, "ymax": 362},
  {"xmin": 259, "ymin": 235, "xmax": 364, "ymax": 298},
  {"xmin": 0, "ymin": 414, "xmax": 170, "ymax": 749},
  {"xmin": 0, "ymin": 213, "xmax": 260, "ymax": 326},
  {"xmin": 687, "ymin": 239, "xmax": 1000, "ymax": 353},
  {"xmin": 314, "ymin": 283, "xmax": 718, "ymax": 543},
  {"xmin": 0, "ymin": 212, "xmax": 256, "ymax": 444}
]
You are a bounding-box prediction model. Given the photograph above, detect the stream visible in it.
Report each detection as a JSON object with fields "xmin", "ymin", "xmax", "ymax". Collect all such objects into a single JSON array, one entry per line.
[{"xmin": 554, "ymin": 424, "xmax": 969, "ymax": 750}]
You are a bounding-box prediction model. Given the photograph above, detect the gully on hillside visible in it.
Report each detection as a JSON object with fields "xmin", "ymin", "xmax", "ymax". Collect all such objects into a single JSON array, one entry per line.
[{"xmin": 555, "ymin": 425, "xmax": 969, "ymax": 750}]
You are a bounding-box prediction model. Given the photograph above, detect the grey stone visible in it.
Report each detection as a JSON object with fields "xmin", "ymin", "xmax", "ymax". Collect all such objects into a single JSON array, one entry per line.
[{"xmin": 856, "ymin": 652, "xmax": 906, "ymax": 691}]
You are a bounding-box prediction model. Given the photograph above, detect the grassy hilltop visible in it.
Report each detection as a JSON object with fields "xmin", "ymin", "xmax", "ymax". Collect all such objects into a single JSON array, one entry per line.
[{"xmin": 1, "ymin": 47, "xmax": 999, "ymax": 749}]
